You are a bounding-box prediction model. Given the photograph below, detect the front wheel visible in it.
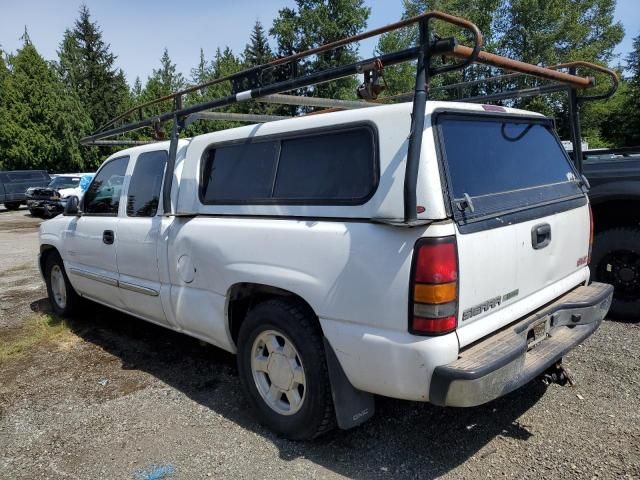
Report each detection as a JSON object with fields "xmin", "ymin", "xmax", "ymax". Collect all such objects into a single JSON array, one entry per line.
[
  {"xmin": 591, "ymin": 227, "xmax": 640, "ymax": 320},
  {"xmin": 4, "ymin": 202, "xmax": 21, "ymax": 210},
  {"xmin": 44, "ymin": 252, "xmax": 80, "ymax": 316},
  {"xmin": 42, "ymin": 204, "xmax": 54, "ymax": 219},
  {"xmin": 237, "ymin": 299, "xmax": 335, "ymax": 440}
]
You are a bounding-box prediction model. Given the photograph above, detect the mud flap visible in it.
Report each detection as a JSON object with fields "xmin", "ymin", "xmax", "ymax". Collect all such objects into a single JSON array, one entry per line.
[{"xmin": 323, "ymin": 337, "xmax": 375, "ymax": 430}]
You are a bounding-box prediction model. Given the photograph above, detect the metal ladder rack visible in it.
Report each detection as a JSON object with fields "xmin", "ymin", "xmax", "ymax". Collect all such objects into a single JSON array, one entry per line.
[{"xmin": 79, "ymin": 10, "xmax": 618, "ymax": 225}]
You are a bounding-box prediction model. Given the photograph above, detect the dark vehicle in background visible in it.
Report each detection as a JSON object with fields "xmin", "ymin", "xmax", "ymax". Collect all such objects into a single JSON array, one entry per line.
[
  {"xmin": 0, "ymin": 170, "xmax": 50, "ymax": 210},
  {"xmin": 583, "ymin": 147, "xmax": 640, "ymax": 319}
]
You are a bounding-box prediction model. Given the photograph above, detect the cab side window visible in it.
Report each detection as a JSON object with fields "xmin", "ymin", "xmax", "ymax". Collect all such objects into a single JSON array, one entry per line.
[
  {"xmin": 126, "ymin": 150, "xmax": 168, "ymax": 217},
  {"xmin": 83, "ymin": 156, "xmax": 129, "ymax": 215}
]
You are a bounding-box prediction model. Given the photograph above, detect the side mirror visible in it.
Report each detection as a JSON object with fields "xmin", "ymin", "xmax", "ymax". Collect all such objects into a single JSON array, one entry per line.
[{"xmin": 63, "ymin": 195, "xmax": 80, "ymax": 216}]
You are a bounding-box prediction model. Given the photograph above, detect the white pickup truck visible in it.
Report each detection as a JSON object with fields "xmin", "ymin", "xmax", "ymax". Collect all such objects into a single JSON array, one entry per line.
[{"xmin": 38, "ymin": 100, "xmax": 613, "ymax": 439}]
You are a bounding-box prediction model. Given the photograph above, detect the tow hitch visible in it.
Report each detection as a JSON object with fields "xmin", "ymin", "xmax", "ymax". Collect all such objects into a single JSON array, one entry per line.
[{"xmin": 540, "ymin": 360, "xmax": 575, "ymax": 387}]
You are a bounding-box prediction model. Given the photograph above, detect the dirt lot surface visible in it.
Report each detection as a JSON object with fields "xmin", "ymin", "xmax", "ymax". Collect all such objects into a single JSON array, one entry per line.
[{"xmin": 0, "ymin": 207, "xmax": 639, "ymax": 479}]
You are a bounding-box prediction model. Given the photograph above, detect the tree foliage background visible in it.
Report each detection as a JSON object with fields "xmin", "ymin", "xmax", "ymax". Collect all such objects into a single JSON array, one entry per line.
[{"xmin": 0, "ymin": 0, "xmax": 638, "ymax": 172}]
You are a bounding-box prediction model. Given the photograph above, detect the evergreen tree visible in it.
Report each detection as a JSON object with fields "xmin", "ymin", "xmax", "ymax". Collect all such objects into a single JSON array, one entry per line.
[
  {"xmin": 622, "ymin": 34, "xmax": 640, "ymax": 146},
  {"xmin": 1, "ymin": 38, "xmax": 90, "ymax": 171},
  {"xmin": 137, "ymin": 48, "xmax": 187, "ymax": 139},
  {"xmin": 183, "ymin": 47, "xmax": 244, "ymax": 136},
  {"xmin": 599, "ymin": 34, "xmax": 640, "ymax": 147},
  {"xmin": 213, "ymin": 46, "xmax": 243, "ymax": 79},
  {"xmin": 0, "ymin": 49, "xmax": 9, "ymax": 170},
  {"xmin": 140, "ymin": 48, "xmax": 185, "ymax": 113},
  {"xmin": 243, "ymin": 21, "xmax": 273, "ymax": 67},
  {"xmin": 58, "ymin": 4, "xmax": 130, "ymax": 132},
  {"xmin": 375, "ymin": 0, "xmax": 504, "ymax": 96},
  {"xmin": 190, "ymin": 48, "xmax": 212, "ymax": 85},
  {"xmin": 374, "ymin": 0, "xmax": 624, "ymax": 146},
  {"xmin": 497, "ymin": 0, "xmax": 624, "ymax": 143},
  {"xmin": 497, "ymin": 0, "xmax": 623, "ymax": 66},
  {"xmin": 240, "ymin": 21, "xmax": 277, "ymax": 115},
  {"xmin": 131, "ymin": 76, "xmax": 143, "ymax": 101},
  {"xmin": 270, "ymin": 0, "xmax": 370, "ymax": 103},
  {"xmin": 146, "ymin": 48, "xmax": 186, "ymax": 97},
  {"xmin": 185, "ymin": 48, "xmax": 213, "ymax": 117}
]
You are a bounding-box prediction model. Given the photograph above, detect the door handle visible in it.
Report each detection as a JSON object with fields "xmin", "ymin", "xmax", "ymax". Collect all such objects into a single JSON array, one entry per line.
[
  {"xmin": 103, "ymin": 230, "xmax": 115, "ymax": 245},
  {"xmin": 531, "ymin": 223, "xmax": 551, "ymax": 250}
]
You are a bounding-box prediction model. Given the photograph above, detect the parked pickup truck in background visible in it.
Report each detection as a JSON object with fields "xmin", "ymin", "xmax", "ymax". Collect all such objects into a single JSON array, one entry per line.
[
  {"xmin": 0, "ymin": 170, "xmax": 50, "ymax": 210},
  {"xmin": 38, "ymin": 101, "xmax": 613, "ymax": 439},
  {"xmin": 581, "ymin": 147, "xmax": 640, "ymax": 319}
]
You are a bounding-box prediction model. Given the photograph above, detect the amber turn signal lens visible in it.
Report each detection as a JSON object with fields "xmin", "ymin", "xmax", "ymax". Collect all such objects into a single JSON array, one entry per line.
[{"xmin": 414, "ymin": 282, "xmax": 457, "ymax": 304}]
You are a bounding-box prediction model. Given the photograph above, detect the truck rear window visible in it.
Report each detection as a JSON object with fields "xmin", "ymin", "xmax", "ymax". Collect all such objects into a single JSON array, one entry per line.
[{"xmin": 437, "ymin": 114, "xmax": 583, "ymax": 221}]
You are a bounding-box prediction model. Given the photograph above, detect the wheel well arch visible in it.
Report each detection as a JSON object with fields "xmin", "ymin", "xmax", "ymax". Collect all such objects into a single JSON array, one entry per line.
[
  {"xmin": 226, "ymin": 282, "xmax": 318, "ymax": 347},
  {"xmin": 39, "ymin": 244, "xmax": 59, "ymax": 273},
  {"xmin": 590, "ymin": 197, "xmax": 640, "ymax": 233}
]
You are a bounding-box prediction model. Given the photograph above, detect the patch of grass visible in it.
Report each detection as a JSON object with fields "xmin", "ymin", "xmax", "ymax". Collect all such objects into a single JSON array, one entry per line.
[{"xmin": 0, "ymin": 313, "xmax": 71, "ymax": 363}]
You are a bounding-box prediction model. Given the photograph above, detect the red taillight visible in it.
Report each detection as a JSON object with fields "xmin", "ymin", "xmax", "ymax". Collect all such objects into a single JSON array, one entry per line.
[
  {"xmin": 414, "ymin": 242, "xmax": 458, "ymax": 283},
  {"xmin": 413, "ymin": 315, "xmax": 457, "ymax": 334},
  {"xmin": 410, "ymin": 237, "xmax": 458, "ymax": 335},
  {"xmin": 588, "ymin": 204, "xmax": 594, "ymax": 264}
]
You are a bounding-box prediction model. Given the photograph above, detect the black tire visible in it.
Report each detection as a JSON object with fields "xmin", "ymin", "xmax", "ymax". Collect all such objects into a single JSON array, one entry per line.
[
  {"xmin": 237, "ymin": 299, "xmax": 335, "ymax": 440},
  {"xmin": 591, "ymin": 227, "xmax": 640, "ymax": 320},
  {"xmin": 42, "ymin": 204, "xmax": 53, "ymax": 219},
  {"xmin": 4, "ymin": 202, "xmax": 21, "ymax": 210},
  {"xmin": 29, "ymin": 207, "xmax": 42, "ymax": 218},
  {"xmin": 44, "ymin": 251, "xmax": 81, "ymax": 316}
]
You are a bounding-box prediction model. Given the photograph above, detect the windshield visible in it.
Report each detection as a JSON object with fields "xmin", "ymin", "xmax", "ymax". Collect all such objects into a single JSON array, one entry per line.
[
  {"xmin": 48, "ymin": 176, "xmax": 81, "ymax": 189},
  {"xmin": 438, "ymin": 115, "xmax": 584, "ymax": 222}
]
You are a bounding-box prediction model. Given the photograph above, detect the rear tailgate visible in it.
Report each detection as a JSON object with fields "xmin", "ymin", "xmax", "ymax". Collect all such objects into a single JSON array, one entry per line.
[{"xmin": 434, "ymin": 111, "xmax": 590, "ymax": 348}]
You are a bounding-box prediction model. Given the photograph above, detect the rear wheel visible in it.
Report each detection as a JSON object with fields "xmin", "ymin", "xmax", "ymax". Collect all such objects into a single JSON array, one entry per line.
[
  {"xmin": 591, "ymin": 227, "xmax": 640, "ymax": 320},
  {"xmin": 4, "ymin": 202, "xmax": 20, "ymax": 210},
  {"xmin": 44, "ymin": 252, "xmax": 80, "ymax": 316},
  {"xmin": 237, "ymin": 299, "xmax": 335, "ymax": 440}
]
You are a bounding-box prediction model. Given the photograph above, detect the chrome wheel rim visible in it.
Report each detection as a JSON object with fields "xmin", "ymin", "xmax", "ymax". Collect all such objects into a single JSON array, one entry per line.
[
  {"xmin": 251, "ymin": 330, "xmax": 306, "ymax": 416},
  {"xmin": 50, "ymin": 265, "xmax": 67, "ymax": 309}
]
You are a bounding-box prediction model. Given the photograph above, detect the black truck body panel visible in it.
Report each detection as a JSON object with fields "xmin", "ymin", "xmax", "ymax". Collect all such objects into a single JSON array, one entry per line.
[
  {"xmin": 579, "ymin": 147, "xmax": 640, "ymax": 320},
  {"xmin": 582, "ymin": 149, "xmax": 640, "ymax": 205}
]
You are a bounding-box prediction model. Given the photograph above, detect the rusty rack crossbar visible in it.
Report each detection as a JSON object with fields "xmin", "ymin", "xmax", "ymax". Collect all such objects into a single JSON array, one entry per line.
[{"xmin": 80, "ymin": 10, "xmax": 619, "ymax": 225}]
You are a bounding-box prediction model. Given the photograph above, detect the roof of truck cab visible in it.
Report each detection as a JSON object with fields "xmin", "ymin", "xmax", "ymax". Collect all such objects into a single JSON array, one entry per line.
[{"xmin": 102, "ymin": 139, "xmax": 191, "ymax": 163}]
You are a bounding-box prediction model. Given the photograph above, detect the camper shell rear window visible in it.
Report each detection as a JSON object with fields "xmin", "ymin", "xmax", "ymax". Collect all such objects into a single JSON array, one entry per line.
[
  {"xmin": 200, "ymin": 124, "xmax": 378, "ymax": 205},
  {"xmin": 435, "ymin": 112, "xmax": 584, "ymax": 227}
]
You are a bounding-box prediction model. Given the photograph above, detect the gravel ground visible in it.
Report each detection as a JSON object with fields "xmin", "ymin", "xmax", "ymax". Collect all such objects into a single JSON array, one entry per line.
[{"xmin": 0, "ymin": 207, "xmax": 638, "ymax": 479}]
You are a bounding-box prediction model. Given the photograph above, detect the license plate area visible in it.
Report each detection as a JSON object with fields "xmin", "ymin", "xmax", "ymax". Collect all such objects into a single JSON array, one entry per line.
[{"xmin": 527, "ymin": 316, "xmax": 551, "ymax": 350}]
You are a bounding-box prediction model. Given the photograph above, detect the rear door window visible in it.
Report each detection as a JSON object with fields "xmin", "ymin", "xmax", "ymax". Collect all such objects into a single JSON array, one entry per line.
[
  {"xmin": 437, "ymin": 114, "xmax": 583, "ymax": 222},
  {"xmin": 126, "ymin": 150, "xmax": 167, "ymax": 217}
]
